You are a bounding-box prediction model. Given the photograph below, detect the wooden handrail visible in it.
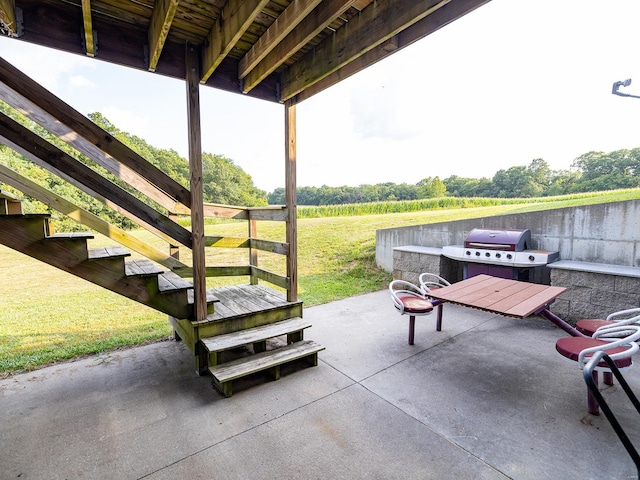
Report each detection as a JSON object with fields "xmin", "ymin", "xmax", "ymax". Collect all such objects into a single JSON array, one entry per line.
[
  {"xmin": 0, "ymin": 111, "xmax": 192, "ymax": 247},
  {"xmin": 0, "ymin": 55, "xmax": 191, "ymax": 209}
]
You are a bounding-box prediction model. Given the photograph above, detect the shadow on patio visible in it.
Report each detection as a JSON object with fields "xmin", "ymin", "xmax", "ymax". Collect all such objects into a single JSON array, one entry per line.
[{"xmin": 1, "ymin": 290, "xmax": 638, "ymax": 479}]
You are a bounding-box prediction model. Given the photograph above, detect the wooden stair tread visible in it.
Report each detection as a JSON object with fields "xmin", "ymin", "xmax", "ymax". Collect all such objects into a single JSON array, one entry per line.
[
  {"xmin": 158, "ymin": 270, "xmax": 192, "ymax": 291},
  {"xmin": 0, "ymin": 190, "xmax": 21, "ymax": 201},
  {"xmin": 47, "ymin": 232, "xmax": 94, "ymax": 240},
  {"xmin": 125, "ymin": 259, "xmax": 166, "ymax": 276},
  {"xmin": 88, "ymin": 246, "xmax": 130, "ymax": 259},
  {"xmin": 209, "ymin": 340, "xmax": 324, "ymax": 383},
  {"xmin": 201, "ymin": 317, "xmax": 311, "ymax": 353},
  {"xmin": 186, "ymin": 288, "xmax": 220, "ymax": 304}
]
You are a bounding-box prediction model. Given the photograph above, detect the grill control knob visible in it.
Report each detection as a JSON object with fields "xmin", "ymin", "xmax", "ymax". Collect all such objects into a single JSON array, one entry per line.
[
  {"xmin": 466, "ymin": 250, "xmax": 471, "ymax": 255},
  {"xmin": 485, "ymin": 252, "xmax": 491, "ymax": 257},
  {"xmin": 496, "ymin": 253, "xmax": 501, "ymax": 258},
  {"xmin": 529, "ymin": 255, "xmax": 535, "ymax": 261},
  {"xmin": 475, "ymin": 251, "xmax": 481, "ymax": 256},
  {"xmin": 506, "ymin": 254, "xmax": 513, "ymax": 259}
]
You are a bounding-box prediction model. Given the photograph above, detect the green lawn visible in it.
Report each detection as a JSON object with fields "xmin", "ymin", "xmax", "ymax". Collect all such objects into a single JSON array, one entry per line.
[{"xmin": 2, "ymin": 189, "xmax": 639, "ymax": 374}]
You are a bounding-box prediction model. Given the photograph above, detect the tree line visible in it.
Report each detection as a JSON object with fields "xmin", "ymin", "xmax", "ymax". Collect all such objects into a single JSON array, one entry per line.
[
  {"xmin": 2, "ymin": 99, "xmax": 640, "ymax": 229},
  {"xmin": 268, "ymin": 153, "xmax": 640, "ymax": 205}
]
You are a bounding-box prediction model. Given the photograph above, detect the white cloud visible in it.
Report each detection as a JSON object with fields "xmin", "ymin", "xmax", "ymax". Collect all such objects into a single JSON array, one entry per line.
[
  {"xmin": 69, "ymin": 75, "xmax": 96, "ymax": 88},
  {"xmin": 101, "ymin": 106, "xmax": 150, "ymax": 137}
]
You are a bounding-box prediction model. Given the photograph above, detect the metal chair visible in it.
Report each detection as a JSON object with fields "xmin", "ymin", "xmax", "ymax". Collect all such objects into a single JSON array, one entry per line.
[
  {"xmin": 575, "ymin": 308, "xmax": 640, "ymax": 387},
  {"xmin": 556, "ymin": 324, "xmax": 640, "ymax": 414},
  {"xmin": 584, "ymin": 351, "xmax": 640, "ymax": 478},
  {"xmin": 576, "ymin": 307, "xmax": 640, "ymax": 337},
  {"xmin": 418, "ymin": 273, "xmax": 450, "ymax": 332},
  {"xmin": 389, "ymin": 280, "xmax": 433, "ymax": 345}
]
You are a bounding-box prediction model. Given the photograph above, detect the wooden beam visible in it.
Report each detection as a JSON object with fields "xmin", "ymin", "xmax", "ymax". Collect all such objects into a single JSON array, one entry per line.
[
  {"xmin": 200, "ymin": 0, "xmax": 271, "ymax": 84},
  {"xmin": 201, "ymin": 203, "xmax": 287, "ymax": 221},
  {"xmin": 280, "ymin": 0, "xmax": 451, "ymax": 101},
  {"xmin": 0, "ymin": 162, "xmax": 186, "ymax": 270},
  {"xmin": 0, "ymin": 56, "xmax": 192, "ymax": 208},
  {"xmin": 81, "ymin": 0, "xmax": 95, "ymax": 57},
  {"xmin": 252, "ymin": 266, "xmax": 289, "ymax": 290},
  {"xmin": 238, "ymin": 0, "xmax": 322, "ymax": 80},
  {"xmin": 0, "ymin": 0, "xmax": 17, "ymax": 37},
  {"xmin": 292, "ymin": 0, "xmax": 490, "ymax": 103},
  {"xmin": 186, "ymin": 42, "xmax": 208, "ymax": 323},
  {"xmin": 148, "ymin": 0, "xmax": 180, "ymax": 72},
  {"xmin": 242, "ymin": 0, "xmax": 356, "ymax": 94},
  {"xmin": 284, "ymin": 99, "xmax": 297, "ymax": 302},
  {"xmin": 0, "ymin": 112, "xmax": 193, "ymax": 247}
]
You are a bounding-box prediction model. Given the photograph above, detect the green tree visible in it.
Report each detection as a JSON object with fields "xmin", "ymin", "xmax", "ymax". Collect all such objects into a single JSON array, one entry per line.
[
  {"xmin": 202, "ymin": 153, "xmax": 267, "ymax": 206},
  {"xmin": 416, "ymin": 176, "xmax": 446, "ymax": 198}
]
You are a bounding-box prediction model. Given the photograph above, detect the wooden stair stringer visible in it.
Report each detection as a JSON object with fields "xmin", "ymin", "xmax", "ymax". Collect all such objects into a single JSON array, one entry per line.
[{"xmin": 0, "ymin": 214, "xmax": 214, "ymax": 319}]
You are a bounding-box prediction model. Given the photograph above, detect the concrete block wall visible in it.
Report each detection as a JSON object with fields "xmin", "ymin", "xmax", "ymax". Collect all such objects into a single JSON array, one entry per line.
[
  {"xmin": 377, "ymin": 199, "xmax": 640, "ymax": 323},
  {"xmin": 392, "ymin": 247, "xmax": 460, "ymax": 285}
]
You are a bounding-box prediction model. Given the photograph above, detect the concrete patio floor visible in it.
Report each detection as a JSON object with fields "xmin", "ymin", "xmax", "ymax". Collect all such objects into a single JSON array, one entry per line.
[{"xmin": 1, "ymin": 289, "xmax": 639, "ymax": 480}]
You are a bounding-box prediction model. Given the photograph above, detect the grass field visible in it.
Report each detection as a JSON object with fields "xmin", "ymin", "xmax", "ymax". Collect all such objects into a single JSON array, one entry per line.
[{"xmin": 2, "ymin": 189, "xmax": 639, "ymax": 375}]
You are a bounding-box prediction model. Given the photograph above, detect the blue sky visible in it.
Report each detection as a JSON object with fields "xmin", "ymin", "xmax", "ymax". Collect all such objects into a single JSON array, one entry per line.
[{"xmin": 2, "ymin": 0, "xmax": 640, "ymax": 193}]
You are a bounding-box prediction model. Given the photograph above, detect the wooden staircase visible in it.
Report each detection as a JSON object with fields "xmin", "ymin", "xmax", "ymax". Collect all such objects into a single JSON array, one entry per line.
[{"xmin": 0, "ymin": 195, "xmax": 321, "ymax": 396}]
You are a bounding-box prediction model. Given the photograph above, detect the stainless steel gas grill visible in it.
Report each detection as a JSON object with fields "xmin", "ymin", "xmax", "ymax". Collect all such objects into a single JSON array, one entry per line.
[{"xmin": 442, "ymin": 228, "xmax": 559, "ymax": 282}]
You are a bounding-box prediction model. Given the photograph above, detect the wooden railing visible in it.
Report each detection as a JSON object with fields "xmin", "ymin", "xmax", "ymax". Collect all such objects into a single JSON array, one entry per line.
[{"xmin": 0, "ymin": 55, "xmax": 296, "ymax": 313}]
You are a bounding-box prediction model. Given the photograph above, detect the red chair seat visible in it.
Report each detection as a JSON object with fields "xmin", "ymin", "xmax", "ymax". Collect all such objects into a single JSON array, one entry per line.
[
  {"xmin": 398, "ymin": 295, "xmax": 433, "ymax": 314},
  {"xmin": 556, "ymin": 337, "xmax": 633, "ymax": 368},
  {"xmin": 576, "ymin": 319, "xmax": 615, "ymax": 336}
]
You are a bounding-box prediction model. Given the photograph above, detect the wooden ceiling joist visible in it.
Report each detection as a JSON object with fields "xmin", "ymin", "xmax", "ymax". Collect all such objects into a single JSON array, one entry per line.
[
  {"xmin": 241, "ymin": 0, "xmax": 357, "ymax": 94},
  {"xmin": 81, "ymin": 0, "xmax": 95, "ymax": 57},
  {"xmin": 2, "ymin": 0, "xmax": 490, "ymax": 102},
  {"xmin": 200, "ymin": 0, "xmax": 271, "ymax": 84},
  {"xmin": 238, "ymin": 0, "xmax": 322, "ymax": 81},
  {"xmin": 281, "ymin": 0, "xmax": 451, "ymax": 101},
  {"xmin": 148, "ymin": 0, "xmax": 180, "ymax": 72},
  {"xmin": 0, "ymin": 0, "xmax": 17, "ymax": 37}
]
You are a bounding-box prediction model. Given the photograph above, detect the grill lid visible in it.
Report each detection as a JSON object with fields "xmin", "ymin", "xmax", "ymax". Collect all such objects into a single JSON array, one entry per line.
[{"xmin": 464, "ymin": 228, "xmax": 531, "ymax": 252}]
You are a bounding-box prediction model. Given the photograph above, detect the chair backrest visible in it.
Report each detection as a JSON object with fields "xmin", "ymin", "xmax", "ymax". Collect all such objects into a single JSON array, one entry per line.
[
  {"xmin": 584, "ymin": 351, "xmax": 640, "ymax": 478},
  {"xmin": 418, "ymin": 273, "xmax": 450, "ymax": 293},
  {"xmin": 578, "ymin": 325, "xmax": 640, "ymax": 365},
  {"xmin": 606, "ymin": 307, "xmax": 640, "ymax": 325},
  {"xmin": 389, "ymin": 280, "xmax": 427, "ymax": 312}
]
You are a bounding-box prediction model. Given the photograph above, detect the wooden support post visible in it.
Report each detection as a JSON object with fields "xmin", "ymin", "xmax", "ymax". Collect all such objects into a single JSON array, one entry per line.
[
  {"xmin": 185, "ymin": 43, "xmax": 208, "ymax": 323},
  {"xmin": 168, "ymin": 212, "xmax": 180, "ymax": 260},
  {"xmin": 284, "ymin": 99, "xmax": 298, "ymax": 302},
  {"xmin": 249, "ymin": 217, "xmax": 258, "ymax": 285}
]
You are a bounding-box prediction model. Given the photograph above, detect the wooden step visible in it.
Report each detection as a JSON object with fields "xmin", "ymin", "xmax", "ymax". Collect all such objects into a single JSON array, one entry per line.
[
  {"xmin": 0, "ymin": 190, "xmax": 23, "ymax": 215},
  {"xmin": 88, "ymin": 245, "xmax": 129, "ymax": 260},
  {"xmin": 125, "ymin": 258, "xmax": 165, "ymax": 277},
  {"xmin": 157, "ymin": 270, "xmax": 192, "ymax": 292},
  {"xmin": 209, "ymin": 340, "xmax": 324, "ymax": 398},
  {"xmin": 201, "ymin": 317, "xmax": 312, "ymax": 366},
  {"xmin": 48, "ymin": 232, "xmax": 94, "ymax": 240},
  {"xmin": 43, "ymin": 232, "xmax": 95, "ymax": 263}
]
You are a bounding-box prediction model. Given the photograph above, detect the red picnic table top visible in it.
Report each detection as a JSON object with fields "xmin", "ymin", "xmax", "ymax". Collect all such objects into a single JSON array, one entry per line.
[{"xmin": 427, "ymin": 274, "xmax": 567, "ymax": 319}]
